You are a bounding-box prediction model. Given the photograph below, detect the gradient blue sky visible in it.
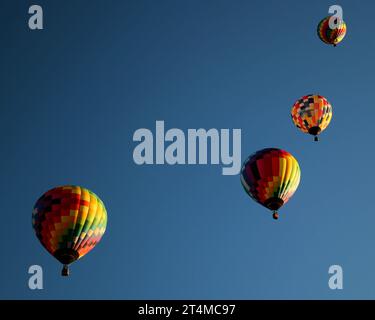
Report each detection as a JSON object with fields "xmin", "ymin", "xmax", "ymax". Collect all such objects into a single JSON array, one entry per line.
[{"xmin": 1, "ymin": 0, "xmax": 374, "ymax": 299}]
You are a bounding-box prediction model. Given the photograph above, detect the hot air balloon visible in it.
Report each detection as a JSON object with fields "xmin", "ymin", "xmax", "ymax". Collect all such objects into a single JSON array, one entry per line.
[
  {"xmin": 240, "ymin": 148, "xmax": 301, "ymax": 220},
  {"xmin": 291, "ymin": 94, "xmax": 333, "ymax": 141},
  {"xmin": 317, "ymin": 16, "xmax": 346, "ymax": 46},
  {"xmin": 32, "ymin": 185, "xmax": 107, "ymax": 276}
]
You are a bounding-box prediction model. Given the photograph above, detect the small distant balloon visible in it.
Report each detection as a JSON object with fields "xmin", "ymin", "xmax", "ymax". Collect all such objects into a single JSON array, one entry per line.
[
  {"xmin": 291, "ymin": 94, "xmax": 333, "ymax": 141},
  {"xmin": 240, "ymin": 148, "xmax": 301, "ymax": 220},
  {"xmin": 317, "ymin": 16, "xmax": 346, "ymax": 47},
  {"xmin": 32, "ymin": 186, "xmax": 108, "ymax": 276}
]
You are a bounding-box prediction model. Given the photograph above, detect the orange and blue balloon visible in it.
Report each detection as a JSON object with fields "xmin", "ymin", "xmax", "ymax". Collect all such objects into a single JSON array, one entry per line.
[{"xmin": 291, "ymin": 94, "xmax": 333, "ymax": 141}]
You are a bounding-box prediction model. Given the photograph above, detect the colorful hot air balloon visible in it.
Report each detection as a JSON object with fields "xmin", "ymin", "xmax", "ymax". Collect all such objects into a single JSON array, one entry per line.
[
  {"xmin": 291, "ymin": 94, "xmax": 333, "ymax": 141},
  {"xmin": 240, "ymin": 148, "xmax": 301, "ymax": 220},
  {"xmin": 32, "ymin": 185, "xmax": 107, "ymax": 276},
  {"xmin": 317, "ymin": 16, "xmax": 346, "ymax": 46}
]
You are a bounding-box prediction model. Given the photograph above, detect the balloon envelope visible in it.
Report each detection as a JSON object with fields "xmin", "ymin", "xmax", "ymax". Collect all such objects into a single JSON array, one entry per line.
[
  {"xmin": 291, "ymin": 94, "xmax": 333, "ymax": 140},
  {"xmin": 317, "ymin": 16, "xmax": 346, "ymax": 46},
  {"xmin": 240, "ymin": 148, "xmax": 301, "ymax": 219},
  {"xmin": 32, "ymin": 185, "xmax": 107, "ymax": 275}
]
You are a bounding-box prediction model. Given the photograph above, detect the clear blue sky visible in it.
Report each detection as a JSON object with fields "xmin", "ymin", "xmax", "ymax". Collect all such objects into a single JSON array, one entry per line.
[{"xmin": 1, "ymin": 0, "xmax": 374, "ymax": 299}]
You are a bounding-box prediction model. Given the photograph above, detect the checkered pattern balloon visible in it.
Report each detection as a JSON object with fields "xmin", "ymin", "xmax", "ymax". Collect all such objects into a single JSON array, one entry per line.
[
  {"xmin": 291, "ymin": 94, "xmax": 332, "ymax": 140},
  {"xmin": 240, "ymin": 148, "xmax": 301, "ymax": 219},
  {"xmin": 317, "ymin": 16, "xmax": 346, "ymax": 46},
  {"xmin": 32, "ymin": 186, "xmax": 107, "ymax": 275}
]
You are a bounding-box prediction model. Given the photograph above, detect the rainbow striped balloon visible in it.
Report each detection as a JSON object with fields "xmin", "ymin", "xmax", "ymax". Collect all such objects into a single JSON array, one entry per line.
[
  {"xmin": 241, "ymin": 148, "xmax": 301, "ymax": 220},
  {"xmin": 32, "ymin": 186, "xmax": 107, "ymax": 276}
]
